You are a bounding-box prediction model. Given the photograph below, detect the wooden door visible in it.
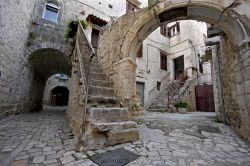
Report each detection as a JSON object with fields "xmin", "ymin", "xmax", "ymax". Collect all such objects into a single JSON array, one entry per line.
[
  {"xmin": 195, "ymin": 84, "xmax": 215, "ymax": 112},
  {"xmin": 136, "ymin": 82, "xmax": 145, "ymax": 105}
]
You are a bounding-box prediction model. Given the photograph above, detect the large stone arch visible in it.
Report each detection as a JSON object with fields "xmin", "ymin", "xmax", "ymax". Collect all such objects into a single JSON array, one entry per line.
[
  {"xmin": 25, "ymin": 44, "xmax": 71, "ymax": 112},
  {"xmin": 98, "ymin": 0, "xmax": 250, "ymax": 140}
]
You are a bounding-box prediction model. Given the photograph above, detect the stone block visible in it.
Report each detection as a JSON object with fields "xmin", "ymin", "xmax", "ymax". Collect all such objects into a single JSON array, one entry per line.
[
  {"xmin": 88, "ymin": 108, "xmax": 129, "ymax": 123},
  {"xmin": 106, "ymin": 128, "xmax": 139, "ymax": 146}
]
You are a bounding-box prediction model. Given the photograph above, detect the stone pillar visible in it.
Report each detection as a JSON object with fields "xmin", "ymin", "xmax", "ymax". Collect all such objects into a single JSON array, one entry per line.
[
  {"xmin": 109, "ymin": 58, "xmax": 139, "ymax": 112},
  {"xmin": 237, "ymin": 42, "xmax": 250, "ymax": 140},
  {"xmin": 25, "ymin": 74, "xmax": 46, "ymax": 112},
  {"xmin": 211, "ymin": 45, "xmax": 224, "ymax": 120}
]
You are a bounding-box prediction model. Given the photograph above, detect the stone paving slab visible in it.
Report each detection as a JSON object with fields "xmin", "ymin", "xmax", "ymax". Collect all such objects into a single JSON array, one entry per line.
[{"xmin": 0, "ymin": 108, "xmax": 250, "ymax": 166}]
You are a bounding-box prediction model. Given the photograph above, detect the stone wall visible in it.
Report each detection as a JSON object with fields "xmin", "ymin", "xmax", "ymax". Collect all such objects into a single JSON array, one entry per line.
[
  {"xmin": 0, "ymin": 0, "xmax": 36, "ymax": 118},
  {"xmin": 98, "ymin": 9, "xmax": 151, "ymax": 110},
  {"xmin": 220, "ymin": 36, "xmax": 250, "ymax": 139}
]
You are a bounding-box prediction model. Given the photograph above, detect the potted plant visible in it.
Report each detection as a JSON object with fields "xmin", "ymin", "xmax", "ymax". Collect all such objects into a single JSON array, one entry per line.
[{"xmin": 174, "ymin": 100, "xmax": 189, "ymax": 114}]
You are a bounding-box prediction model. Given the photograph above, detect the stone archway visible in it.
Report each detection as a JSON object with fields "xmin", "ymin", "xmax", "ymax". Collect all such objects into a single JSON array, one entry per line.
[
  {"xmin": 50, "ymin": 86, "xmax": 69, "ymax": 106},
  {"xmin": 97, "ymin": 0, "xmax": 250, "ymax": 140},
  {"xmin": 26, "ymin": 47, "xmax": 71, "ymax": 112}
]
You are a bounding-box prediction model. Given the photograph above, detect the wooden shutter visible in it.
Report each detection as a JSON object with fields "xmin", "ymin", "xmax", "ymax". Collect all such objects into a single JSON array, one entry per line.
[
  {"xmin": 177, "ymin": 22, "xmax": 180, "ymax": 33},
  {"xmin": 160, "ymin": 52, "xmax": 167, "ymax": 70}
]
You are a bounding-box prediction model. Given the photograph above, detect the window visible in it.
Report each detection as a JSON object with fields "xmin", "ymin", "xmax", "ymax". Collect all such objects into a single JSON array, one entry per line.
[
  {"xmin": 43, "ymin": 2, "xmax": 59, "ymax": 23},
  {"xmin": 137, "ymin": 45, "xmax": 143, "ymax": 57},
  {"xmin": 160, "ymin": 52, "xmax": 167, "ymax": 70},
  {"xmin": 157, "ymin": 82, "xmax": 161, "ymax": 91},
  {"xmin": 198, "ymin": 54, "xmax": 204, "ymax": 74},
  {"xmin": 160, "ymin": 25, "xmax": 167, "ymax": 37},
  {"xmin": 168, "ymin": 22, "xmax": 180, "ymax": 37}
]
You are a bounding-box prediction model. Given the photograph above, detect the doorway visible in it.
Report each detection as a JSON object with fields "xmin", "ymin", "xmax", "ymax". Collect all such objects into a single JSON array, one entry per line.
[
  {"xmin": 195, "ymin": 84, "xmax": 215, "ymax": 112},
  {"xmin": 136, "ymin": 82, "xmax": 145, "ymax": 105},
  {"xmin": 174, "ymin": 55, "xmax": 184, "ymax": 80},
  {"xmin": 50, "ymin": 86, "xmax": 69, "ymax": 106}
]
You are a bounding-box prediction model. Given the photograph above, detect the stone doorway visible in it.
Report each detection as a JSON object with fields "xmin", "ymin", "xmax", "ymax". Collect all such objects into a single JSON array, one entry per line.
[
  {"xmin": 50, "ymin": 86, "xmax": 69, "ymax": 106},
  {"xmin": 195, "ymin": 84, "xmax": 215, "ymax": 112},
  {"xmin": 174, "ymin": 55, "xmax": 184, "ymax": 80},
  {"xmin": 27, "ymin": 48, "xmax": 71, "ymax": 112},
  {"xmin": 136, "ymin": 82, "xmax": 145, "ymax": 105}
]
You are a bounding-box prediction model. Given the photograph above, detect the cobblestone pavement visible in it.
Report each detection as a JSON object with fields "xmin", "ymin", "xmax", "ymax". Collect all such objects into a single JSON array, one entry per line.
[{"xmin": 0, "ymin": 108, "xmax": 250, "ymax": 166}]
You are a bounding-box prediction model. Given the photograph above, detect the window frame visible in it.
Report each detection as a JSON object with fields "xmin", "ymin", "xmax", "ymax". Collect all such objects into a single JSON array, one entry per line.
[
  {"xmin": 168, "ymin": 22, "xmax": 180, "ymax": 37},
  {"xmin": 157, "ymin": 82, "xmax": 161, "ymax": 91},
  {"xmin": 43, "ymin": 2, "xmax": 59, "ymax": 23},
  {"xmin": 160, "ymin": 24, "xmax": 167, "ymax": 37},
  {"xmin": 160, "ymin": 52, "xmax": 168, "ymax": 70}
]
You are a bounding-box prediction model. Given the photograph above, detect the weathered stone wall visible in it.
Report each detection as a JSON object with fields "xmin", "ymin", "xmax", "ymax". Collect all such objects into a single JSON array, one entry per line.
[
  {"xmin": 219, "ymin": 36, "xmax": 250, "ymax": 139},
  {"xmin": 98, "ymin": 9, "xmax": 152, "ymax": 110},
  {"xmin": 67, "ymin": 52, "xmax": 85, "ymax": 151},
  {"xmin": 0, "ymin": 0, "xmax": 36, "ymax": 117}
]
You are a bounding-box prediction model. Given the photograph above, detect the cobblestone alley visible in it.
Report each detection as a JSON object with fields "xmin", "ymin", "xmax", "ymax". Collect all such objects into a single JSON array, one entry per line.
[{"xmin": 0, "ymin": 108, "xmax": 250, "ymax": 166}]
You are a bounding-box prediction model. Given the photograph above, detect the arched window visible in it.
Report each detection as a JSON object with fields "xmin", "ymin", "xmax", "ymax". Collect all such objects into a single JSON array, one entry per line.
[{"xmin": 43, "ymin": 2, "xmax": 59, "ymax": 23}]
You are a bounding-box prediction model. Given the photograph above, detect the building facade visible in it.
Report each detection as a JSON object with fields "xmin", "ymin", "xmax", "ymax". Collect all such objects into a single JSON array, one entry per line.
[{"xmin": 136, "ymin": 20, "xmax": 209, "ymax": 109}]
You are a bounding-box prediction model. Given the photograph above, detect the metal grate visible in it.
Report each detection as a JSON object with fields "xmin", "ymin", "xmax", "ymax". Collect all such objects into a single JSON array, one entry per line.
[{"xmin": 90, "ymin": 148, "xmax": 140, "ymax": 166}]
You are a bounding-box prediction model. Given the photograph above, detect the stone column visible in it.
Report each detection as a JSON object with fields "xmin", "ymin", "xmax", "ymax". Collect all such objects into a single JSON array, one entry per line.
[{"xmin": 108, "ymin": 58, "xmax": 141, "ymax": 113}]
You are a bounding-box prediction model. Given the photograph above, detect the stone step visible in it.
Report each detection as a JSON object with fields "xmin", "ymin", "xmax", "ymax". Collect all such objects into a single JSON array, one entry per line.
[
  {"xmin": 91, "ymin": 122, "xmax": 139, "ymax": 146},
  {"xmin": 149, "ymin": 105, "xmax": 167, "ymax": 109},
  {"xmin": 87, "ymin": 107, "xmax": 129, "ymax": 123},
  {"xmin": 106, "ymin": 128, "xmax": 139, "ymax": 146},
  {"xmin": 89, "ymin": 72, "xmax": 107, "ymax": 80},
  {"xmin": 91, "ymin": 63, "xmax": 102, "ymax": 68},
  {"xmin": 89, "ymin": 79, "xmax": 112, "ymax": 88},
  {"xmin": 88, "ymin": 85, "xmax": 115, "ymax": 97},
  {"xmin": 87, "ymin": 96, "xmax": 120, "ymax": 107},
  {"xmin": 90, "ymin": 67, "xmax": 103, "ymax": 73},
  {"xmin": 91, "ymin": 121, "xmax": 137, "ymax": 132},
  {"xmin": 147, "ymin": 108, "xmax": 167, "ymax": 112}
]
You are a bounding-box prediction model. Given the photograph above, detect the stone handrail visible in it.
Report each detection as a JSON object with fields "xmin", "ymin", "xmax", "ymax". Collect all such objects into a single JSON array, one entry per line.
[
  {"xmin": 148, "ymin": 72, "xmax": 171, "ymax": 95},
  {"xmin": 75, "ymin": 22, "xmax": 96, "ymax": 133}
]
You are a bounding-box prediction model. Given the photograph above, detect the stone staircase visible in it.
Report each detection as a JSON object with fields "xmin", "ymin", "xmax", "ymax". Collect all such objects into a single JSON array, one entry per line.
[
  {"xmin": 82, "ymin": 58, "xmax": 139, "ymax": 150},
  {"xmin": 67, "ymin": 23, "xmax": 139, "ymax": 151},
  {"xmin": 147, "ymin": 79, "xmax": 193, "ymax": 112}
]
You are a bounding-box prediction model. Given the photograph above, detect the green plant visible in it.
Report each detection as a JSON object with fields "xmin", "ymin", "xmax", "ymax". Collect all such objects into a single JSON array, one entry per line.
[
  {"xmin": 64, "ymin": 19, "xmax": 88, "ymax": 40},
  {"xmin": 79, "ymin": 19, "xmax": 88, "ymax": 29},
  {"xmin": 174, "ymin": 100, "xmax": 189, "ymax": 108},
  {"xmin": 214, "ymin": 116, "xmax": 223, "ymax": 123}
]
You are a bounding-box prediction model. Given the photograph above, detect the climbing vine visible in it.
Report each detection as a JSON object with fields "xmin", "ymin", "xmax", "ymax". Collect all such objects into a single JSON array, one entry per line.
[{"xmin": 64, "ymin": 19, "xmax": 88, "ymax": 40}]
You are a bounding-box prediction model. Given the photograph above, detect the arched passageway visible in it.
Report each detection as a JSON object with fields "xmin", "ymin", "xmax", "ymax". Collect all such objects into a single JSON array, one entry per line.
[
  {"xmin": 50, "ymin": 86, "xmax": 69, "ymax": 106},
  {"xmin": 26, "ymin": 48, "xmax": 71, "ymax": 111},
  {"xmin": 98, "ymin": 1, "xmax": 250, "ymax": 139}
]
